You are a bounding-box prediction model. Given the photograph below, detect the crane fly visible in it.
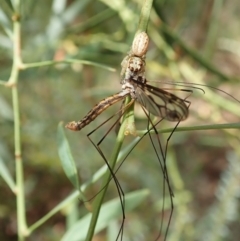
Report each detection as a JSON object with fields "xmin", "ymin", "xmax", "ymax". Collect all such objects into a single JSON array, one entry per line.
[
  {"xmin": 65, "ymin": 76, "xmax": 189, "ymax": 131},
  {"xmin": 66, "ymin": 32, "xmax": 190, "ymax": 241}
]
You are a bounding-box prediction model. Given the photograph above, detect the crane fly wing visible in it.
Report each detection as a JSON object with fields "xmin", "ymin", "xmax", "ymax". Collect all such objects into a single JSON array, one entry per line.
[
  {"xmin": 135, "ymin": 86, "xmax": 165, "ymax": 116},
  {"xmin": 147, "ymin": 84, "xmax": 189, "ymax": 121},
  {"xmin": 135, "ymin": 84, "xmax": 189, "ymax": 121}
]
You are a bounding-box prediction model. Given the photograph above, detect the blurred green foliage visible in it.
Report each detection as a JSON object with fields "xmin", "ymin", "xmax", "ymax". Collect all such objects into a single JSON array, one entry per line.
[{"xmin": 0, "ymin": 0, "xmax": 240, "ymax": 241}]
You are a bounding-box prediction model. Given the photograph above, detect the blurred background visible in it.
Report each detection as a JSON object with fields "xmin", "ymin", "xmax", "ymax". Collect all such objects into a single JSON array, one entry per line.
[{"xmin": 0, "ymin": 0, "xmax": 240, "ymax": 240}]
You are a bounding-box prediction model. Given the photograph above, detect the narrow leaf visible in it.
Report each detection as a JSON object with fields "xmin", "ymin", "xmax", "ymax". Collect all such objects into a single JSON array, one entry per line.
[{"xmin": 57, "ymin": 122, "xmax": 79, "ymax": 190}]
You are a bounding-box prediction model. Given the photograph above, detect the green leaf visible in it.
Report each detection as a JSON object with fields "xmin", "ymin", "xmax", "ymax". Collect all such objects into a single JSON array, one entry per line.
[
  {"xmin": 57, "ymin": 122, "xmax": 79, "ymax": 190},
  {"xmin": 61, "ymin": 189, "xmax": 150, "ymax": 241}
]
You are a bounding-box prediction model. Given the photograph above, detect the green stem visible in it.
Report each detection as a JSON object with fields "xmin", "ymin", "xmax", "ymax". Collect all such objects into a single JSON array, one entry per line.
[
  {"xmin": 137, "ymin": 0, "xmax": 153, "ymax": 33},
  {"xmin": 13, "ymin": 86, "xmax": 28, "ymax": 240},
  {"xmin": 137, "ymin": 122, "xmax": 240, "ymax": 135},
  {"xmin": 10, "ymin": 2, "xmax": 28, "ymax": 240},
  {"xmin": 85, "ymin": 96, "xmax": 131, "ymax": 241},
  {"xmin": 22, "ymin": 59, "xmax": 115, "ymax": 72}
]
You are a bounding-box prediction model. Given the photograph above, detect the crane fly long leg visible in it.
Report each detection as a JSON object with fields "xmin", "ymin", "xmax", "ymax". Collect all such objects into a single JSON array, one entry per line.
[
  {"xmin": 101, "ymin": 91, "xmax": 191, "ymax": 240},
  {"xmin": 131, "ymin": 91, "xmax": 190, "ymax": 241},
  {"xmin": 87, "ymin": 132, "xmax": 126, "ymax": 240},
  {"xmin": 139, "ymin": 107, "xmax": 173, "ymax": 241}
]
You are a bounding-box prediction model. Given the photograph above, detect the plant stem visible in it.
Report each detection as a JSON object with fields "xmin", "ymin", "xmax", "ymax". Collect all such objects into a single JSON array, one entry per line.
[
  {"xmin": 12, "ymin": 86, "xmax": 28, "ymax": 240},
  {"xmin": 22, "ymin": 59, "xmax": 115, "ymax": 72},
  {"xmin": 137, "ymin": 122, "xmax": 240, "ymax": 135},
  {"xmin": 137, "ymin": 0, "xmax": 153, "ymax": 32},
  {"xmin": 11, "ymin": 3, "xmax": 28, "ymax": 240}
]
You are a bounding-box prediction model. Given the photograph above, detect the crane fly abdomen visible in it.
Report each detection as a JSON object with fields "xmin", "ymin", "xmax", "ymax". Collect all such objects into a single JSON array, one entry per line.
[{"xmin": 65, "ymin": 91, "xmax": 129, "ymax": 131}]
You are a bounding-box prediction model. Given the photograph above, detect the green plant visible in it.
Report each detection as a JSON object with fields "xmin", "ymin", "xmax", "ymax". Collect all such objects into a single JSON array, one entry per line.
[{"xmin": 0, "ymin": 1, "xmax": 240, "ymax": 241}]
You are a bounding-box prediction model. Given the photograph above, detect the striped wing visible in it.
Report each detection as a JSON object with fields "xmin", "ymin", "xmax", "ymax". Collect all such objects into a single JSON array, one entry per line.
[{"xmin": 135, "ymin": 83, "xmax": 189, "ymax": 121}]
